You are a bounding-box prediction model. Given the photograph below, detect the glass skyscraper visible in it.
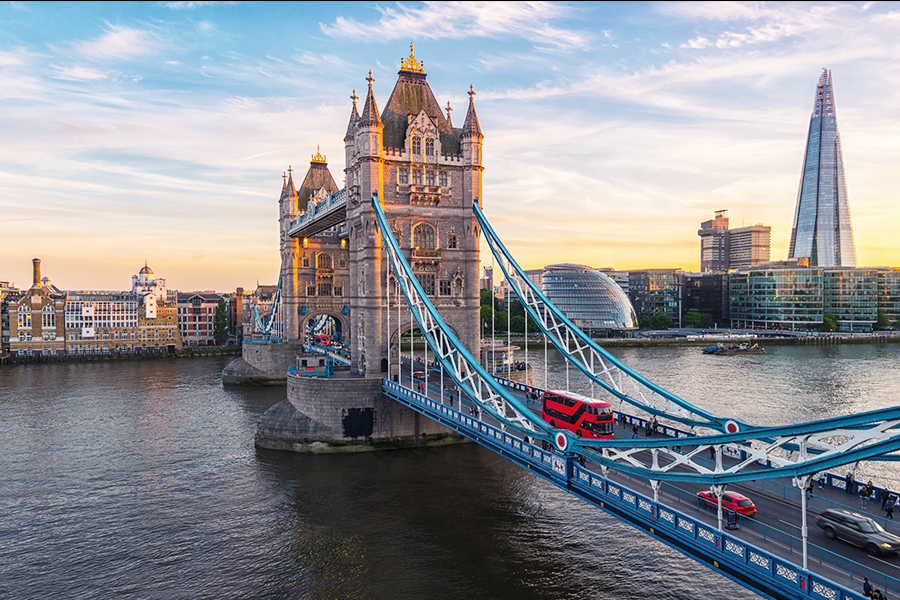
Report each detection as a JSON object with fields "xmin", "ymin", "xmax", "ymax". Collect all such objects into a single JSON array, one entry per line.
[{"xmin": 789, "ymin": 69, "xmax": 857, "ymax": 267}]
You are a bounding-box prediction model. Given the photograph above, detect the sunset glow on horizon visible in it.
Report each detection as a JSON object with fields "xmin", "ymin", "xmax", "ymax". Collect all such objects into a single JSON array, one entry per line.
[{"xmin": 3, "ymin": 1, "xmax": 900, "ymax": 292}]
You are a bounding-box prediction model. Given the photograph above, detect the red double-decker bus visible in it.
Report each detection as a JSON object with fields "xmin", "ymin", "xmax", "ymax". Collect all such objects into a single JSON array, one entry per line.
[
  {"xmin": 313, "ymin": 334, "xmax": 330, "ymax": 346},
  {"xmin": 541, "ymin": 390, "xmax": 614, "ymax": 439}
]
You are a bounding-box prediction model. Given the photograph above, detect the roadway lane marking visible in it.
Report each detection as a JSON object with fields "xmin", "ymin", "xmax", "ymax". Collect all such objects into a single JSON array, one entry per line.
[
  {"xmin": 868, "ymin": 555, "xmax": 898, "ymax": 569},
  {"xmin": 778, "ymin": 520, "xmax": 801, "ymax": 530}
]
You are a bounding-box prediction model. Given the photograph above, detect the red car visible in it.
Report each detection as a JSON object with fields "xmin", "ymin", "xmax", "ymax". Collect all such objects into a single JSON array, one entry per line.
[{"xmin": 697, "ymin": 490, "xmax": 757, "ymax": 517}]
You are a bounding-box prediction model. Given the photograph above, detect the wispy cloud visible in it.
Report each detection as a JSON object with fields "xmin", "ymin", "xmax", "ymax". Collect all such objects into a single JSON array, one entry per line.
[
  {"xmin": 49, "ymin": 65, "xmax": 110, "ymax": 81},
  {"xmin": 73, "ymin": 24, "xmax": 160, "ymax": 61},
  {"xmin": 166, "ymin": 1, "xmax": 230, "ymax": 9},
  {"xmin": 321, "ymin": 1, "xmax": 588, "ymax": 50}
]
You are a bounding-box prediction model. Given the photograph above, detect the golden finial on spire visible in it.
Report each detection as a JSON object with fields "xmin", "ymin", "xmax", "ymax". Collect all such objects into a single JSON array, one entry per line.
[
  {"xmin": 400, "ymin": 42, "xmax": 425, "ymax": 74},
  {"xmin": 311, "ymin": 146, "xmax": 327, "ymax": 164},
  {"xmin": 468, "ymin": 84, "xmax": 476, "ymax": 101},
  {"xmin": 445, "ymin": 101, "xmax": 452, "ymax": 121},
  {"xmin": 366, "ymin": 70, "xmax": 375, "ymax": 88},
  {"xmin": 351, "ymin": 88, "xmax": 358, "ymax": 108}
]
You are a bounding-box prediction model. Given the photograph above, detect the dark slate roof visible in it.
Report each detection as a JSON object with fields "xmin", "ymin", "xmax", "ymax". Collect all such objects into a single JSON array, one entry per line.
[
  {"xmin": 297, "ymin": 161, "xmax": 339, "ymax": 211},
  {"xmin": 381, "ymin": 71, "xmax": 461, "ymax": 155}
]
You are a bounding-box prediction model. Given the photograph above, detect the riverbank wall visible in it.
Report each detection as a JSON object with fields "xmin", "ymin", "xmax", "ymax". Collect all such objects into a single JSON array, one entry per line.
[
  {"xmin": 255, "ymin": 374, "xmax": 464, "ymax": 454},
  {"xmin": 0, "ymin": 346, "xmax": 240, "ymax": 366}
]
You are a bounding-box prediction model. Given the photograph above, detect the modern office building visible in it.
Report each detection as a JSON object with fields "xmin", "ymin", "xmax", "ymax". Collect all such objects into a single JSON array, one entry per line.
[
  {"xmin": 729, "ymin": 263, "xmax": 880, "ymax": 332},
  {"xmin": 683, "ymin": 272, "xmax": 729, "ymax": 326},
  {"xmin": 698, "ymin": 210, "xmax": 730, "ymax": 272},
  {"xmin": 877, "ymin": 269, "xmax": 900, "ymax": 324},
  {"xmin": 540, "ymin": 264, "xmax": 637, "ymax": 336},
  {"xmin": 728, "ymin": 225, "xmax": 771, "ymax": 270},
  {"xmin": 524, "ymin": 269, "xmax": 544, "ymax": 290},
  {"xmin": 628, "ymin": 269, "xmax": 683, "ymax": 322},
  {"xmin": 698, "ymin": 211, "xmax": 771, "ymax": 272},
  {"xmin": 788, "ymin": 69, "xmax": 857, "ymax": 267}
]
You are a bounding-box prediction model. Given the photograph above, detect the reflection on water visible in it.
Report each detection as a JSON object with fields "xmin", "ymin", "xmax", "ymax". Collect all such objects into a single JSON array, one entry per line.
[{"xmin": 3, "ymin": 345, "xmax": 898, "ymax": 599}]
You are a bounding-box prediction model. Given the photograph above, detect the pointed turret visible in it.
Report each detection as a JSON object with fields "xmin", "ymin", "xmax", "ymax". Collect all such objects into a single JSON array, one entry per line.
[
  {"xmin": 285, "ymin": 166, "xmax": 296, "ymax": 200},
  {"xmin": 344, "ymin": 88, "xmax": 360, "ymax": 143},
  {"xmin": 360, "ymin": 71, "xmax": 382, "ymax": 128},
  {"xmin": 461, "ymin": 84, "xmax": 482, "ymax": 140}
]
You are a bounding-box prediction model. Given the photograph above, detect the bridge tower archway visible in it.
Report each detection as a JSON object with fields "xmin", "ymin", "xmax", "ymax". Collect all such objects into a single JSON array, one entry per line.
[{"xmin": 303, "ymin": 312, "xmax": 345, "ymax": 346}]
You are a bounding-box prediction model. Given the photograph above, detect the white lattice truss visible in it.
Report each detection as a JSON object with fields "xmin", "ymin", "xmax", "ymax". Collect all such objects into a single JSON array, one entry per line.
[
  {"xmin": 376, "ymin": 196, "xmax": 900, "ymax": 484},
  {"xmin": 584, "ymin": 409, "xmax": 900, "ymax": 484},
  {"xmin": 474, "ymin": 202, "xmax": 738, "ymax": 434},
  {"xmin": 372, "ymin": 196, "xmax": 551, "ymax": 440}
]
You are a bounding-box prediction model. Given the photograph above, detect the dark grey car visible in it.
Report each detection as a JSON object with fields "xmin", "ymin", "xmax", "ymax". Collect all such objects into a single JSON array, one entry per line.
[{"xmin": 816, "ymin": 509, "xmax": 900, "ymax": 556}]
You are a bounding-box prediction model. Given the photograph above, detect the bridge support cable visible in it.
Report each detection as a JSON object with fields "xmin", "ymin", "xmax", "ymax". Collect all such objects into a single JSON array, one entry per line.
[
  {"xmin": 253, "ymin": 272, "xmax": 284, "ymax": 340},
  {"xmin": 473, "ymin": 201, "xmax": 746, "ymax": 434},
  {"xmin": 371, "ymin": 195, "xmax": 552, "ymax": 441},
  {"xmin": 376, "ymin": 194, "xmax": 900, "ymax": 485}
]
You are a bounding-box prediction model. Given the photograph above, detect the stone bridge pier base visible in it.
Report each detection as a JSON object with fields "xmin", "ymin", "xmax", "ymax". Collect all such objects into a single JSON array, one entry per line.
[
  {"xmin": 222, "ymin": 342, "xmax": 304, "ymax": 385},
  {"xmin": 255, "ymin": 376, "xmax": 465, "ymax": 453}
]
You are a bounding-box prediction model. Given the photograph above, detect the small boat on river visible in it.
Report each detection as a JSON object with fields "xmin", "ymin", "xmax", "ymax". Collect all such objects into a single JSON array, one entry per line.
[{"xmin": 702, "ymin": 342, "xmax": 764, "ymax": 356}]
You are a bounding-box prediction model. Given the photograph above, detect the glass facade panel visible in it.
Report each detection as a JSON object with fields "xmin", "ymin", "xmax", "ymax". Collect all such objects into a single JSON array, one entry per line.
[{"xmin": 541, "ymin": 264, "xmax": 637, "ymax": 336}]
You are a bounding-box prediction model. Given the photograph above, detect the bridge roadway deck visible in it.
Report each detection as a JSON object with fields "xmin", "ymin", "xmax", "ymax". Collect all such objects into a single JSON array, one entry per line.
[{"xmin": 397, "ymin": 367, "xmax": 897, "ymax": 598}]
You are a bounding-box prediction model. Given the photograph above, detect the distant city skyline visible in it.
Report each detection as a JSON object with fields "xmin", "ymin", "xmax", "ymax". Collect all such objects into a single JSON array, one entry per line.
[{"xmin": 3, "ymin": 2, "xmax": 900, "ymax": 291}]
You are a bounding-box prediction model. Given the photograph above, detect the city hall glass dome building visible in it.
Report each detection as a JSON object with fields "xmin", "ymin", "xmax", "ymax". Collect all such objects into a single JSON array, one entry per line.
[{"xmin": 541, "ymin": 264, "xmax": 637, "ymax": 336}]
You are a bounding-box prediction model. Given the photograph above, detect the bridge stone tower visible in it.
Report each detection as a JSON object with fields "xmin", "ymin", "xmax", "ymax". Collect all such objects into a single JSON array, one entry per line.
[
  {"xmin": 279, "ymin": 152, "xmax": 349, "ymax": 346},
  {"xmin": 342, "ymin": 45, "xmax": 483, "ymax": 377}
]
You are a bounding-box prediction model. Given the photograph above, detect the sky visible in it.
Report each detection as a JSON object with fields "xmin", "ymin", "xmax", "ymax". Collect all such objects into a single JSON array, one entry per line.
[{"xmin": 2, "ymin": 1, "xmax": 900, "ymax": 292}]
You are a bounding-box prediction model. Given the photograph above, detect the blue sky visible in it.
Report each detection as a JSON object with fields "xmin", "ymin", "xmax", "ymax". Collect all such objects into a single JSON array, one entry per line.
[{"xmin": 2, "ymin": 1, "xmax": 900, "ymax": 291}]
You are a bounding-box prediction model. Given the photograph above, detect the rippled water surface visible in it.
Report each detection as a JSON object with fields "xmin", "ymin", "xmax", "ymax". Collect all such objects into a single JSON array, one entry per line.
[{"xmin": 2, "ymin": 346, "xmax": 898, "ymax": 599}]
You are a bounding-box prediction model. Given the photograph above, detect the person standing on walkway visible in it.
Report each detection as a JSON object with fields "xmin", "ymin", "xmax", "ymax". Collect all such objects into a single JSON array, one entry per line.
[
  {"xmin": 881, "ymin": 487, "xmax": 890, "ymax": 511},
  {"xmin": 845, "ymin": 471, "xmax": 854, "ymax": 495},
  {"xmin": 863, "ymin": 577, "xmax": 873, "ymax": 598},
  {"xmin": 860, "ymin": 483, "xmax": 871, "ymax": 509},
  {"xmin": 886, "ymin": 495, "xmax": 895, "ymax": 520}
]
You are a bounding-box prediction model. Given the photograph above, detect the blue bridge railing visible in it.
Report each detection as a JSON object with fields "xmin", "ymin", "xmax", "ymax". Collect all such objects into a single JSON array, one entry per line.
[{"xmin": 383, "ymin": 378, "xmax": 874, "ymax": 600}]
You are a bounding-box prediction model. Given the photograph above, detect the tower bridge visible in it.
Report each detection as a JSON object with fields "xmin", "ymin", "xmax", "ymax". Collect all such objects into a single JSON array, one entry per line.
[{"xmin": 228, "ymin": 47, "xmax": 900, "ymax": 599}]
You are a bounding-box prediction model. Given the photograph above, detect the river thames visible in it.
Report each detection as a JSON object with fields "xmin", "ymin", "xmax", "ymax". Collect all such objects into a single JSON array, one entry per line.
[{"xmin": 2, "ymin": 343, "xmax": 900, "ymax": 599}]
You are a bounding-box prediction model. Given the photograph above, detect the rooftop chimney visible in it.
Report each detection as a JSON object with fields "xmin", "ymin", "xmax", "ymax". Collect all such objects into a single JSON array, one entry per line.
[{"xmin": 32, "ymin": 258, "xmax": 41, "ymax": 287}]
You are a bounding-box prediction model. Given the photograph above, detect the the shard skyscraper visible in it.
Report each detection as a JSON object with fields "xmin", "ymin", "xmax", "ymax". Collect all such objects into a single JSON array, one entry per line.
[{"xmin": 788, "ymin": 69, "xmax": 857, "ymax": 267}]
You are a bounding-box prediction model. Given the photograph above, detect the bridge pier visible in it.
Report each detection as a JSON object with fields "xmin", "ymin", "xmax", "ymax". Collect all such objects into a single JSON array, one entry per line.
[
  {"xmin": 222, "ymin": 341, "xmax": 305, "ymax": 385},
  {"xmin": 255, "ymin": 375, "xmax": 465, "ymax": 453}
]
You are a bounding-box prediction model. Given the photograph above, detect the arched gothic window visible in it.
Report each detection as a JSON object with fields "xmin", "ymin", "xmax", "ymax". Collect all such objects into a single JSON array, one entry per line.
[
  {"xmin": 411, "ymin": 136, "xmax": 421, "ymax": 155},
  {"xmin": 425, "ymin": 138, "xmax": 434, "ymax": 156},
  {"xmin": 316, "ymin": 253, "xmax": 332, "ymax": 269},
  {"xmin": 413, "ymin": 223, "xmax": 436, "ymax": 249}
]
